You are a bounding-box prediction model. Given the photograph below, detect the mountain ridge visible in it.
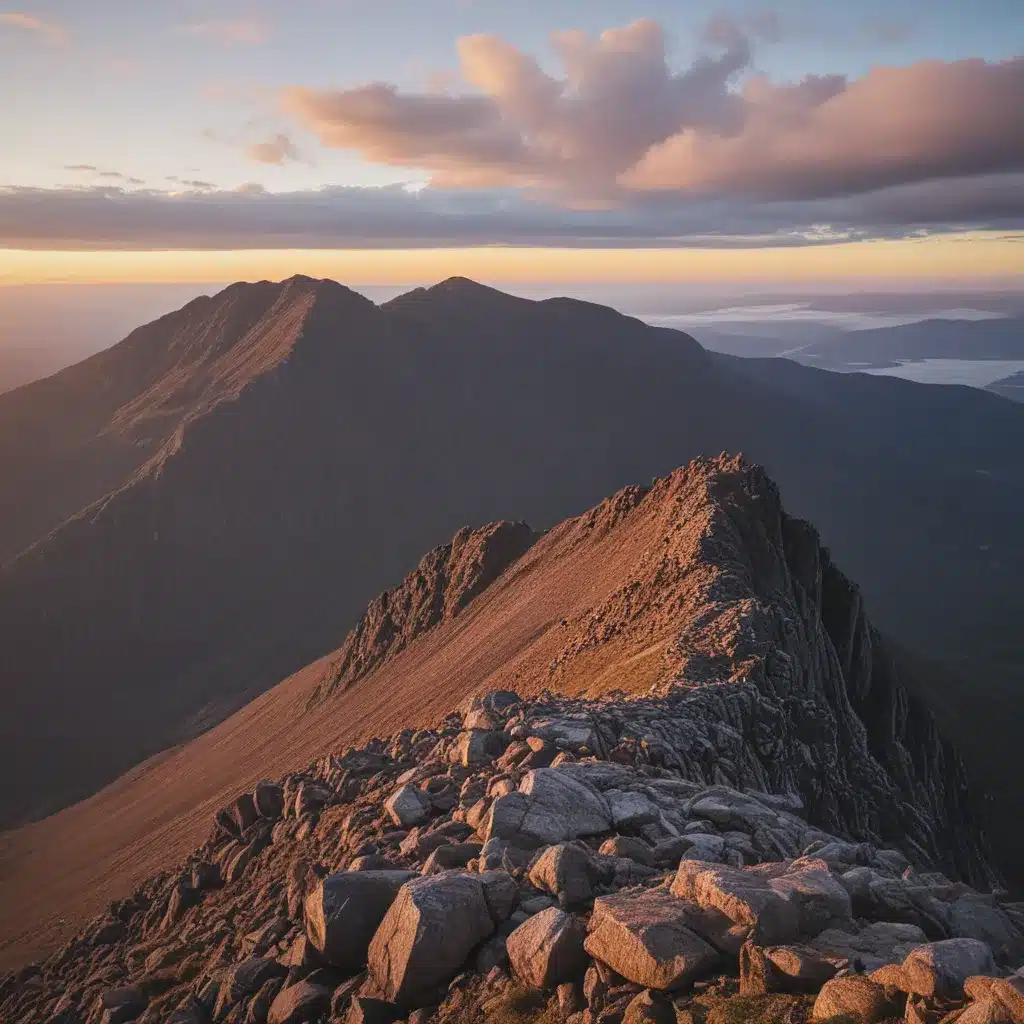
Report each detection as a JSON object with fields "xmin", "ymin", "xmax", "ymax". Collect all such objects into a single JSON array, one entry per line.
[{"xmin": 0, "ymin": 455, "xmax": 998, "ymax": 976}]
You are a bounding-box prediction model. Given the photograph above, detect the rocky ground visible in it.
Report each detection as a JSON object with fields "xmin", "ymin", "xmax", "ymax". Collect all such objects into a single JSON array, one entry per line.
[{"xmin": 4, "ymin": 686, "xmax": 1022, "ymax": 1024}]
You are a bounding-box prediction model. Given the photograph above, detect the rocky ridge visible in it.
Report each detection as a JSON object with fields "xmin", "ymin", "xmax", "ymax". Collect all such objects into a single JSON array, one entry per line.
[
  {"xmin": 311, "ymin": 521, "xmax": 537, "ymax": 704},
  {"xmin": 4, "ymin": 688, "xmax": 1021, "ymax": 1024},
  {"xmin": 3, "ymin": 456, "xmax": 1019, "ymax": 1024}
]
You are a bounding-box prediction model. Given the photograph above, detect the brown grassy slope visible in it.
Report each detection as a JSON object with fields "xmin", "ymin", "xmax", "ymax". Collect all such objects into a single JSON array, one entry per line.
[
  {"xmin": 0, "ymin": 277, "xmax": 324, "ymax": 564},
  {"xmin": 0, "ymin": 460, "xmax": 732, "ymax": 969}
]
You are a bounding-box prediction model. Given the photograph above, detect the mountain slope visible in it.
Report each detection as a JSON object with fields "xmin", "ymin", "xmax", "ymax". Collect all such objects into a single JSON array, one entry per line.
[
  {"xmin": 0, "ymin": 276, "xmax": 342, "ymax": 563},
  {"xmin": 0, "ymin": 456, "xmax": 997, "ymax": 970},
  {"xmin": 0, "ymin": 277, "xmax": 1022, "ymax": 838}
]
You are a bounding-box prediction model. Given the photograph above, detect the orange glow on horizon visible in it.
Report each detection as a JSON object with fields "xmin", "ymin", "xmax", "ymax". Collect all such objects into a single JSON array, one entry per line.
[{"xmin": 0, "ymin": 233, "xmax": 1020, "ymax": 286}]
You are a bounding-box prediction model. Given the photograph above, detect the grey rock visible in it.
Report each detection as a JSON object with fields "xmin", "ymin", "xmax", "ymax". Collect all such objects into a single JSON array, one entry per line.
[
  {"xmin": 528, "ymin": 844, "xmax": 595, "ymax": 907},
  {"xmin": 507, "ymin": 907, "xmax": 588, "ymax": 990},
  {"xmin": 479, "ymin": 871, "xmax": 519, "ymax": 924},
  {"xmin": 901, "ymin": 939, "xmax": 996, "ymax": 999},
  {"xmin": 420, "ymin": 843, "xmax": 482, "ymax": 874},
  {"xmin": 740, "ymin": 941, "xmax": 839, "ymax": 995},
  {"xmin": 585, "ymin": 889, "xmax": 720, "ymax": 991},
  {"xmin": 304, "ymin": 871, "xmax": 415, "ymax": 970},
  {"xmin": 606, "ymin": 790, "xmax": 660, "ymax": 830},
  {"xmin": 385, "ymin": 785, "xmax": 431, "ymax": 829},
  {"xmin": 671, "ymin": 860, "xmax": 801, "ymax": 946},
  {"xmin": 600, "ymin": 836, "xmax": 655, "ymax": 866},
  {"xmin": 253, "ymin": 781, "xmax": 285, "ymax": 819},
  {"xmin": 368, "ymin": 873, "xmax": 495, "ymax": 1007}
]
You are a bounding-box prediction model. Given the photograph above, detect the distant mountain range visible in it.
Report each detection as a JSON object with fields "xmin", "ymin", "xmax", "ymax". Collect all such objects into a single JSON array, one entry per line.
[
  {"xmin": 0, "ymin": 276, "xmax": 1021, "ymax": 885},
  {"xmin": 693, "ymin": 315, "xmax": 1024, "ymax": 400}
]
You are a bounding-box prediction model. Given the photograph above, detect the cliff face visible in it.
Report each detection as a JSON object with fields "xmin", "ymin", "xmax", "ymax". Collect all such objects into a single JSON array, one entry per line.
[
  {"xmin": 313, "ymin": 521, "xmax": 538, "ymax": 702},
  {"xmin": 565, "ymin": 457, "xmax": 992, "ymax": 885}
]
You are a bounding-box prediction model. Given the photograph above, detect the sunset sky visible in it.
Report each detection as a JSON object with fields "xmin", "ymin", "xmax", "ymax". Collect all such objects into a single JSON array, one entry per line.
[{"xmin": 1, "ymin": 0, "xmax": 1022, "ymax": 285}]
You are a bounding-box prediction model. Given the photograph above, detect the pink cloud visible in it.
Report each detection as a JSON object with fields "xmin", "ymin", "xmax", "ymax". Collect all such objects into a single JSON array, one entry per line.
[
  {"xmin": 0, "ymin": 11, "xmax": 69, "ymax": 46},
  {"xmin": 280, "ymin": 19, "xmax": 1023, "ymax": 204},
  {"xmin": 246, "ymin": 134, "xmax": 300, "ymax": 165}
]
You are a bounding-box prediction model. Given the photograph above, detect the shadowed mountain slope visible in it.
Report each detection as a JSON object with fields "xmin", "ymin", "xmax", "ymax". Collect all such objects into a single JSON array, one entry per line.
[
  {"xmin": 0, "ymin": 456, "xmax": 996, "ymax": 970},
  {"xmin": 0, "ymin": 276, "xmax": 1021, "ymax": 850}
]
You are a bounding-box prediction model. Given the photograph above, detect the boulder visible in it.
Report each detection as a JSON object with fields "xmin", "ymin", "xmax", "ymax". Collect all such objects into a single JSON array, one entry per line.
[
  {"xmin": 600, "ymin": 837, "xmax": 654, "ymax": 866},
  {"xmin": 585, "ymin": 889, "xmax": 720, "ymax": 991},
  {"xmin": 958, "ymin": 995, "xmax": 1016, "ymax": 1024},
  {"xmin": 671, "ymin": 861, "xmax": 801, "ymax": 946},
  {"xmin": 267, "ymin": 981, "xmax": 332, "ymax": 1024},
  {"xmin": 606, "ymin": 790, "xmax": 660, "ymax": 830},
  {"xmin": 949, "ymin": 895, "xmax": 1024, "ymax": 964},
  {"xmin": 901, "ymin": 939, "xmax": 996, "ymax": 999},
  {"xmin": 769, "ymin": 865, "xmax": 853, "ymax": 936},
  {"xmin": 688, "ymin": 789, "xmax": 779, "ymax": 832},
  {"xmin": 681, "ymin": 834, "xmax": 726, "ymax": 863},
  {"xmin": 528, "ymin": 844, "xmax": 595, "ymax": 907},
  {"xmin": 739, "ymin": 941, "xmax": 839, "ymax": 995},
  {"xmin": 812, "ymin": 976, "xmax": 905, "ymax": 1022},
  {"xmin": 623, "ymin": 988, "xmax": 677, "ymax": 1024},
  {"xmin": 506, "ymin": 907, "xmax": 588, "ymax": 990},
  {"xmin": 520, "ymin": 769, "xmax": 611, "ymax": 837},
  {"xmin": 811, "ymin": 921, "xmax": 928, "ymax": 972},
  {"xmin": 526, "ymin": 717, "xmax": 599, "ymax": 750},
  {"xmin": 98, "ymin": 987, "xmax": 148, "ymax": 1024},
  {"xmin": 479, "ymin": 871, "xmax": 519, "ymax": 924},
  {"xmin": 368, "ymin": 873, "xmax": 496, "ymax": 1007},
  {"xmin": 304, "ymin": 871, "xmax": 415, "ymax": 970},
  {"xmin": 454, "ymin": 729, "xmax": 508, "ymax": 767},
  {"xmin": 385, "ymin": 785, "xmax": 431, "ymax": 829},
  {"xmin": 213, "ymin": 958, "xmax": 286, "ymax": 1021},
  {"xmin": 253, "ymin": 781, "xmax": 285, "ymax": 819},
  {"xmin": 485, "ymin": 769, "xmax": 613, "ymax": 850},
  {"xmin": 420, "ymin": 843, "xmax": 482, "ymax": 874}
]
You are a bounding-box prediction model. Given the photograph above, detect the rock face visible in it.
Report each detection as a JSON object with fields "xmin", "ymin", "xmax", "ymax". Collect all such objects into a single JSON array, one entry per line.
[
  {"xmin": 316, "ymin": 520, "xmax": 537, "ymax": 702},
  {"xmin": 2, "ymin": 458, "xmax": 1021, "ymax": 1024}
]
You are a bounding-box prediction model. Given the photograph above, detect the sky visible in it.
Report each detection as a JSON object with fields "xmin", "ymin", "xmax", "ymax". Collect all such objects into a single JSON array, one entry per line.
[{"xmin": 0, "ymin": 0, "xmax": 1022, "ymax": 286}]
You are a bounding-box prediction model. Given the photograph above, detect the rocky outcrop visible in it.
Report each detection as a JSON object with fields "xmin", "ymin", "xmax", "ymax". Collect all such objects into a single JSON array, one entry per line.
[
  {"xmin": 4, "ymin": 683, "xmax": 1021, "ymax": 1024},
  {"xmin": 312, "ymin": 520, "xmax": 537, "ymax": 703}
]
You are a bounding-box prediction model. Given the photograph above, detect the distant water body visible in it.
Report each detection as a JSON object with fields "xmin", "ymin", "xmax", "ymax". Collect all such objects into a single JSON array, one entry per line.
[
  {"xmin": 640, "ymin": 304, "xmax": 1007, "ymax": 331},
  {"xmin": 859, "ymin": 359, "xmax": 1024, "ymax": 387}
]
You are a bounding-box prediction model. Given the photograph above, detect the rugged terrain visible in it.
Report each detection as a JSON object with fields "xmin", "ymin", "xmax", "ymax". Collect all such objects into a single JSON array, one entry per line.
[
  {"xmin": 1, "ymin": 276, "xmax": 1022, "ymax": 851},
  {"xmin": 3, "ymin": 458, "xmax": 1023, "ymax": 1024},
  {"xmin": 0, "ymin": 456, "xmax": 1012, "ymax": 990}
]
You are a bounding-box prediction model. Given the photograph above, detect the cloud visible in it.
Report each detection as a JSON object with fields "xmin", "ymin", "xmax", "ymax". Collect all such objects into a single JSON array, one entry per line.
[
  {"xmin": 0, "ymin": 176, "xmax": 1020, "ymax": 251},
  {"xmin": 180, "ymin": 19, "xmax": 267, "ymax": 47},
  {"xmin": 0, "ymin": 11, "xmax": 68, "ymax": 46},
  {"xmin": 166, "ymin": 176, "xmax": 218, "ymax": 190},
  {"xmin": 625, "ymin": 58, "xmax": 1024, "ymax": 200},
  {"xmin": 283, "ymin": 19, "xmax": 750, "ymax": 194},
  {"xmin": 246, "ymin": 134, "xmax": 299, "ymax": 165},
  {"xmin": 63, "ymin": 165, "xmax": 145, "ymax": 186},
  {"xmin": 280, "ymin": 19, "xmax": 1024, "ymax": 204}
]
